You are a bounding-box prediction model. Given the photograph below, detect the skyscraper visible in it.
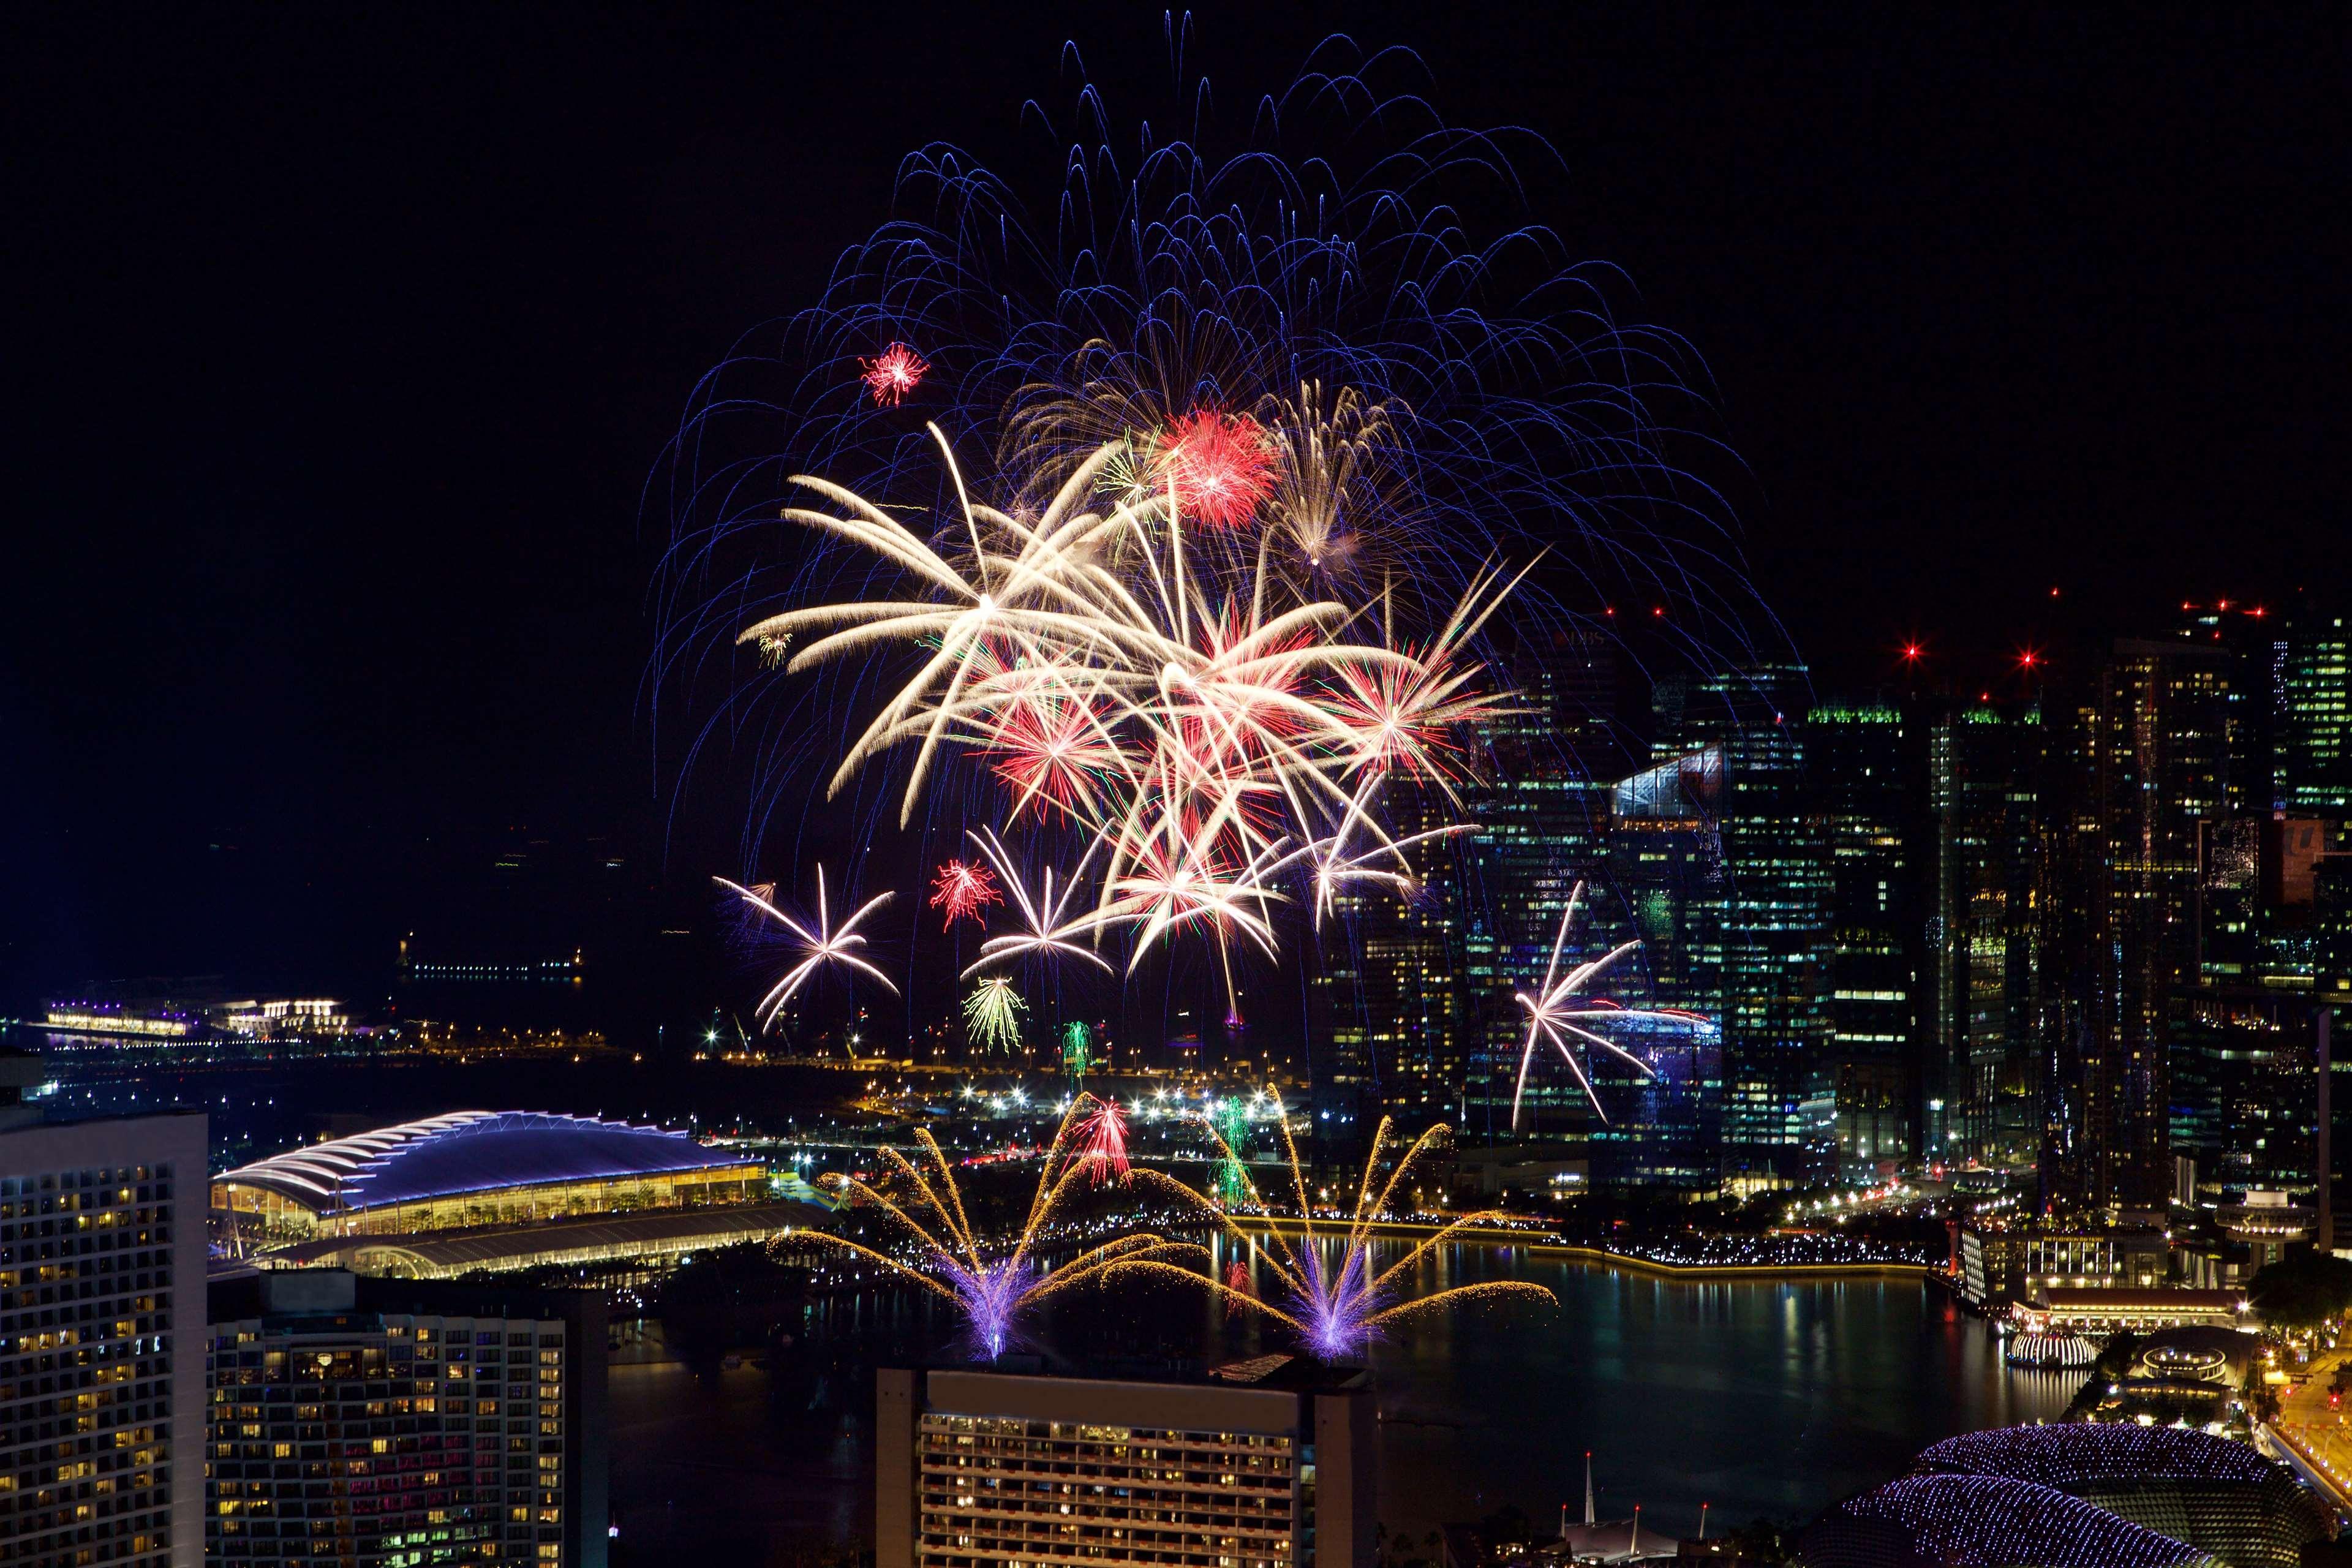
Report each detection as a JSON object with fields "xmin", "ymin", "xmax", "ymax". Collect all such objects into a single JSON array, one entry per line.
[
  {"xmin": 1651, "ymin": 666, "xmax": 1831, "ymax": 1178},
  {"xmin": 1306, "ymin": 778, "xmax": 1466, "ymax": 1154},
  {"xmin": 203, "ymin": 1270, "xmax": 609, "ymax": 1568},
  {"xmin": 1316, "ymin": 631, "xmax": 1634, "ymax": 1150},
  {"xmin": 1458, "ymin": 635, "xmax": 1630, "ymax": 1142},
  {"xmin": 1807, "ymin": 698, "xmax": 1924, "ymax": 1177},
  {"xmin": 2042, "ymin": 639, "xmax": 2238, "ymax": 1209},
  {"xmin": 1, "ymin": 1065, "xmax": 208, "ymax": 1568},
  {"xmin": 2277, "ymin": 609, "xmax": 2351, "ymax": 814},
  {"xmin": 1926, "ymin": 701, "xmax": 2044, "ymax": 1171}
]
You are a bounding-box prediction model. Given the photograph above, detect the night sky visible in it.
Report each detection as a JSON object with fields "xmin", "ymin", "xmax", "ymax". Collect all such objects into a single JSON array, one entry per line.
[{"xmin": 4, "ymin": 7, "xmax": 2337, "ymax": 1008}]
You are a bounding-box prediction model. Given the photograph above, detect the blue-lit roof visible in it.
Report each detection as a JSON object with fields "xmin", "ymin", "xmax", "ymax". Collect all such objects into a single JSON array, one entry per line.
[
  {"xmin": 1804, "ymin": 1475, "xmax": 2215, "ymax": 1568},
  {"xmin": 214, "ymin": 1110, "xmax": 755, "ymax": 1214},
  {"xmin": 1914, "ymin": 1423, "xmax": 2274, "ymax": 1488}
]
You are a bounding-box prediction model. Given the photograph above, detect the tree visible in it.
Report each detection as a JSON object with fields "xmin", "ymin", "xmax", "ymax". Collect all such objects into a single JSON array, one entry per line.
[
  {"xmin": 2249, "ymin": 1250, "xmax": 2352, "ymax": 1331},
  {"xmin": 2241, "ymin": 1362, "xmax": 2282, "ymax": 1425}
]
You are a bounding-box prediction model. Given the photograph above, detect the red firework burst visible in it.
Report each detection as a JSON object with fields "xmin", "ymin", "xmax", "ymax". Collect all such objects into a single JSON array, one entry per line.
[
  {"xmin": 979, "ymin": 693, "xmax": 1121, "ymax": 820},
  {"xmin": 1156, "ymin": 409, "xmax": 1275, "ymax": 527},
  {"xmin": 1074, "ymin": 1096, "xmax": 1130, "ymax": 1185},
  {"xmin": 860, "ymin": 342, "xmax": 929, "ymax": 405},
  {"xmin": 928, "ymin": 859, "xmax": 1003, "ymax": 929}
]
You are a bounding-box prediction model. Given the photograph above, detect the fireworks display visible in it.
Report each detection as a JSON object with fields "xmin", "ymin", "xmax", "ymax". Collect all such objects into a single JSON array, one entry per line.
[
  {"xmin": 1060, "ymin": 1020, "xmax": 1091, "ymax": 1080},
  {"xmin": 1510, "ymin": 881, "xmax": 1709, "ymax": 1131},
  {"xmin": 1123, "ymin": 1101, "xmax": 1554, "ymax": 1362},
  {"xmin": 1210, "ymin": 1095, "xmax": 1253, "ymax": 1207},
  {"xmin": 960, "ymin": 829, "xmax": 1114, "ymax": 978},
  {"xmin": 1155, "ymin": 409, "xmax": 1277, "ymax": 527},
  {"xmin": 654, "ymin": 40, "xmax": 1774, "ymax": 1012},
  {"xmin": 1071, "ymin": 1093, "xmax": 1130, "ymax": 1186},
  {"xmin": 802, "ymin": 1112, "xmax": 1194, "ymax": 1359},
  {"xmin": 715, "ymin": 869, "xmax": 897, "ymax": 1025},
  {"xmin": 962, "ymin": 975, "xmax": 1026, "ymax": 1052},
  {"xmin": 928, "ymin": 857, "xmax": 1003, "ymax": 929},
  {"xmin": 859, "ymin": 342, "xmax": 927, "ymax": 406}
]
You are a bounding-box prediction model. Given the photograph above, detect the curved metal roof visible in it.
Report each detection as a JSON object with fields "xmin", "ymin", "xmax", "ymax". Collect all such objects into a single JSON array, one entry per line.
[
  {"xmin": 1805, "ymin": 1476, "xmax": 2218, "ymax": 1568},
  {"xmin": 1915, "ymin": 1422, "xmax": 2274, "ymax": 1487},
  {"xmin": 214, "ymin": 1110, "xmax": 758, "ymax": 1215}
]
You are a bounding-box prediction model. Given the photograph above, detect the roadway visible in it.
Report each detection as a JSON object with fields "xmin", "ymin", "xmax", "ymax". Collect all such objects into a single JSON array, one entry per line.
[{"xmin": 2266, "ymin": 1348, "xmax": 2352, "ymax": 1518}]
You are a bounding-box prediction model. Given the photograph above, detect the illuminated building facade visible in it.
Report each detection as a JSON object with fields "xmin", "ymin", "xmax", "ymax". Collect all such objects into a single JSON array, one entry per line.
[
  {"xmin": 2041, "ymin": 639, "xmax": 2239, "ymax": 1208},
  {"xmin": 1458, "ymin": 638, "xmax": 1633, "ymax": 1142},
  {"xmin": 1808, "ymin": 699, "xmax": 1924, "ymax": 1177},
  {"xmin": 210, "ymin": 1112, "xmax": 767, "ymax": 1240},
  {"xmin": 1314, "ymin": 634, "xmax": 1634, "ymax": 1150},
  {"xmin": 876, "ymin": 1359, "xmax": 1375, "ymax": 1568},
  {"xmin": 0, "ymin": 1096, "xmax": 208, "ymax": 1568},
  {"xmin": 2276, "ymin": 608, "xmax": 2350, "ymax": 813},
  {"xmin": 203, "ymin": 1269, "xmax": 607, "ymax": 1567},
  {"xmin": 1306, "ymin": 776, "xmax": 1466, "ymax": 1150},
  {"xmin": 1927, "ymin": 701, "xmax": 2044, "ymax": 1170},
  {"xmin": 1651, "ymin": 666, "xmax": 1831, "ymax": 1177}
]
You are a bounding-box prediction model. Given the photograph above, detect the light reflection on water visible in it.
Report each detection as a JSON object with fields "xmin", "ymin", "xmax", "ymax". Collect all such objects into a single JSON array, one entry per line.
[{"xmin": 604, "ymin": 1238, "xmax": 2070, "ymax": 1561}]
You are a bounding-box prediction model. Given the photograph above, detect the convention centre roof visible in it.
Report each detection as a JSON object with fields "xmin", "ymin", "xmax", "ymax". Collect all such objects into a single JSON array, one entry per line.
[{"xmin": 213, "ymin": 1110, "xmax": 759, "ymax": 1215}]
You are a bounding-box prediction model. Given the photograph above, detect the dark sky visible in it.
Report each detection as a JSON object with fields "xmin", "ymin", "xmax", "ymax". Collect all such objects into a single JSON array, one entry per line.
[{"xmin": 3, "ymin": 6, "xmax": 2338, "ymax": 1003}]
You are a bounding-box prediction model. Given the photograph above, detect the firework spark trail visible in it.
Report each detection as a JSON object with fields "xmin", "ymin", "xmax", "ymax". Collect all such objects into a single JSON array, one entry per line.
[
  {"xmin": 803, "ymin": 1109, "xmax": 1197, "ymax": 1360},
  {"xmin": 960, "ymin": 829, "xmax": 1114, "ymax": 978},
  {"xmin": 715, "ymin": 870, "xmax": 897, "ymax": 1026},
  {"xmin": 928, "ymin": 858, "xmax": 1003, "ymax": 929},
  {"xmin": 1060, "ymin": 1020, "xmax": 1091, "ymax": 1080},
  {"xmin": 652, "ymin": 40, "xmax": 1790, "ymax": 998},
  {"xmin": 1156, "ymin": 409, "xmax": 1277, "ymax": 527},
  {"xmin": 1275, "ymin": 775, "xmax": 1477, "ymax": 930},
  {"xmin": 1510, "ymin": 881, "xmax": 1711, "ymax": 1131},
  {"xmin": 1109, "ymin": 1099, "xmax": 1554, "ymax": 1362},
  {"xmin": 1072, "ymin": 1094, "xmax": 1130, "ymax": 1185},
  {"xmin": 1210, "ymin": 1095, "xmax": 1253, "ymax": 1206},
  {"xmin": 963, "ymin": 976, "xmax": 1027, "ymax": 1052},
  {"xmin": 859, "ymin": 342, "xmax": 927, "ymax": 405},
  {"xmin": 717, "ymin": 424, "xmax": 1515, "ymax": 993}
]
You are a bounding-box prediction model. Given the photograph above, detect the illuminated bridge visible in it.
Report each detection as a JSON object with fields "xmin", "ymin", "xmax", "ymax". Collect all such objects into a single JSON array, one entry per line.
[{"xmin": 211, "ymin": 1109, "xmax": 768, "ymax": 1238}]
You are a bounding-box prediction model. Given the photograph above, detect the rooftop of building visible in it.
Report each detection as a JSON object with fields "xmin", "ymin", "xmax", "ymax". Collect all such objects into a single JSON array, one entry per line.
[
  {"xmin": 894, "ymin": 1352, "xmax": 1370, "ymax": 1393},
  {"xmin": 2038, "ymin": 1287, "xmax": 2244, "ymax": 1309},
  {"xmin": 208, "ymin": 1267, "xmax": 602, "ymax": 1329},
  {"xmin": 1914, "ymin": 1422, "xmax": 2275, "ymax": 1488},
  {"xmin": 211, "ymin": 1109, "xmax": 760, "ymax": 1213},
  {"xmin": 1801, "ymin": 1474, "xmax": 2220, "ymax": 1568}
]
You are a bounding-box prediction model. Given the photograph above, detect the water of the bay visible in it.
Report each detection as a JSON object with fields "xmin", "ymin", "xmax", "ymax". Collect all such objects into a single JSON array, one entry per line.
[{"xmin": 606, "ymin": 1245, "xmax": 2072, "ymax": 1562}]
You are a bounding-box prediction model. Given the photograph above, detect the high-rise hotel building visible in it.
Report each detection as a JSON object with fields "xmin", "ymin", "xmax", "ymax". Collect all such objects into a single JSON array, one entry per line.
[
  {"xmin": 877, "ymin": 1359, "xmax": 1376, "ymax": 1568},
  {"xmin": 203, "ymin": 1270, "xmax": 608, "ymax": 1568},
  {"xmin": 0, "ymin": 1058, "xmax": 208, "ymax": 1568}
]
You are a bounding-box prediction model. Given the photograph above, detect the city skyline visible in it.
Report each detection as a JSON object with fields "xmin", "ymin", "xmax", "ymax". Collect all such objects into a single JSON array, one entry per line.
[
  {"xmin": 5, "ymin": 9, "xmax": 2340, "ymax": 1007},
  {"xmin": 7, "ymin": 18, "xmax": 2348, "ymax": 1567}
]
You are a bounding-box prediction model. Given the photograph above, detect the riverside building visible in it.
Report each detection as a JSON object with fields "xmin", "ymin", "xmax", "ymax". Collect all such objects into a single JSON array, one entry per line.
[
  {"xmin": 0, "ymin": 1055, "xmax": 208, "ymax": 1568},
  {"xmin": 876, "ymin": 1355, "xmax": 1376, "ymax": 1568}
]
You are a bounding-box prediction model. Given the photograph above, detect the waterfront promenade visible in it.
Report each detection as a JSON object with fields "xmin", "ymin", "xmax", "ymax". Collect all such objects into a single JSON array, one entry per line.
[{"xmin": 1229, "ymin": 1212, "xmax": 1940, "ymax": 1281}]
